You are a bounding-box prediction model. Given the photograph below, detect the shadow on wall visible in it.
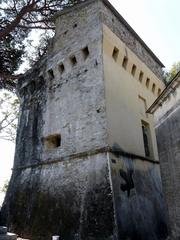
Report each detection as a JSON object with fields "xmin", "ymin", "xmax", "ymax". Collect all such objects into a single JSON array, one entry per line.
[{"xmin": 110, "ymin": 142, "xmax": 168, "ymax": 240}]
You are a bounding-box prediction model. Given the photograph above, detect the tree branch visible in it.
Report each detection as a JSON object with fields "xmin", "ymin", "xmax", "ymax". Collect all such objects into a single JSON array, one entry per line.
[
  {"xmin": 18, "ymin": 25, "xmax": 54, "ymax": 30},
  {"xmin": 0, "ymin": 1, "xmax": 37, "ymax": 39}
]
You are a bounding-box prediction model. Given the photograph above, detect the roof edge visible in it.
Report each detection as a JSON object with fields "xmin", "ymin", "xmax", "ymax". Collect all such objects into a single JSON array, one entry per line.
[
  {"xmin": 53, "ymin": 0, "xmax": 96, "ymax": 20},
  {"xmin": 102, "ymin": 0, "xmax": 164, "ymax": 67},
  {"xmin": 147, "ymin": 71, "xmax": 180, "ymax": 114},
  {"xmin": 53, "ymin": 0, "xmax": 165, "ymax": 68}
]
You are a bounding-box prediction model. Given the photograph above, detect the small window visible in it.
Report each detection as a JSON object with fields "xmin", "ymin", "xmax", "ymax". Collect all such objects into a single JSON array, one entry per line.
[
  {"xmin": 111, "ymin": 159, "xmax": 116, "ymax": 164},
  {"xmin": 141, "ymin": 120, "xmax": 153, "ymax": 158},
  {"xmin": 146, "ymin": 78, "xmax": 150, "ymax": 88},
  {"xmin": 112, "ymin": 47, "xmax": 119, "ymax": 61},
  {"xmin": 139, "ymin": 71, "xmax": 144, "ymax": 82},
  {"xmin": 122, "ymin": 56, "xmax": 128, "ymax": 69},
  {"xmin": 139, "ymin": 95, "xmax": 147, "ymax": 118},
  {"xmin": 59, "ymin": 63, "xmax": 65, "ymax": 74},
  {"xmin": 48, "ymin": 69, "xmax": 54, "ymax": 80},
  {"xmin": 152, "ymin": 83, "xmax": 156, "ymax": 93},
  {"xmin": 82, "ymin": 46, "xmax": 89, "ymax": 60},
  {"xmin": 158, "ymin": 88, "xmax": 161, "ymax": 96},
  {"xmin": 44, "ymin": 134, "xmax": 61, "ymax": 150},
  {"xmin": 70, "ymin": 55, "xmax": 77, "ymax": 66},
  {"xmin": 131, "ymin": 64, "xmax": 137, "ymax": 76},
  {"xmin": 73, "ymin": 23, "xmax": 77, "ymax": 28}
]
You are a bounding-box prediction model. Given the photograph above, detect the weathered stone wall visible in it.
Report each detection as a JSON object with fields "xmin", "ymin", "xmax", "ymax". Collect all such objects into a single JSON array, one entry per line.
[
  {"xmin": 43, "ymin": 0, "xmax": 107, "ymax": 160},
  {"xmin": 109, "ymin": 152, "xmax": 168, "ymax": 240},
  {"xmin": 155, "ymin": 97, "xmax": 180, "ymax": 238},
  {"xmin": 12, "ymin": 64, "xmax": 47, "ymax": 168},
  {"xmin": 2, "ymin": 153, "xmax": 115, "ymax": 240}
]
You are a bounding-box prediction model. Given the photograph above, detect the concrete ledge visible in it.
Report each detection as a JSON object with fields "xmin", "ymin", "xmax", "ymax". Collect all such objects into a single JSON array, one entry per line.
[
  {"xmin": 0, "ymin": 233, "xmax": 17, "ymax": 240},
  {"xmin": 12, "ymin": 147, "xmax": 159, "ymax": 171}
]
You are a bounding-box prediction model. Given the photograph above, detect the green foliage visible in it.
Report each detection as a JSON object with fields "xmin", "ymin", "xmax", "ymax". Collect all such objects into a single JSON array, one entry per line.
[
  {"xmin": 0, "ymin": 90, "xmax": 19, "ymax": 142},
  {"xmin": 0, "ymin": 0, "xmax": 83, "ymax": 90},
  {"xmin": 1, "ymin": 180, "xmax": 9, "ymax": 193},
  {"xmin": 0, "ymin": 33, "xmax": 25, "ymax": 86},
  {"xmin": 163, "ymin": 62, "xmax": 180, "ymax": 84}
]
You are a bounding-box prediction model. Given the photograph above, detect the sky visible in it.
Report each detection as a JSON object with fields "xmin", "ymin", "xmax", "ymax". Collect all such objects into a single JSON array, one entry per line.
[{"xmin": 0, "ymin": 0, "xmax": 179, "ymax": 204}]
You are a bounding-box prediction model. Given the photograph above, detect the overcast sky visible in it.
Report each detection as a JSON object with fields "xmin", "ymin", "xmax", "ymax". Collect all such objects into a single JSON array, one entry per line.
[{"xmin": 0, "ymin": 0, "xmax": 179, "ymax": 202}]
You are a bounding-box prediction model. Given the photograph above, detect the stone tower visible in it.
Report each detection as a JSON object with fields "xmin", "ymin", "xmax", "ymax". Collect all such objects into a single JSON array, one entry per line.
[{"xmin": 1, "ymin": 0, "xmax": 168, "ymax": 239}]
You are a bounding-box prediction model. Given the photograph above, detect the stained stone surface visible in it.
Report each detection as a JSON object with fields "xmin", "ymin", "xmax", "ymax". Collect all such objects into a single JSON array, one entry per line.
[
  {"xmin": 109, "ymin": 153, "xmax": 168, "ymax": 240},
  {"xmin": 155, "ymin": 98, "xmax": 180, "ymax": 238},
  {"xmin": 2, "ymin": 154, "xmax": 115, "ymax": 240}
]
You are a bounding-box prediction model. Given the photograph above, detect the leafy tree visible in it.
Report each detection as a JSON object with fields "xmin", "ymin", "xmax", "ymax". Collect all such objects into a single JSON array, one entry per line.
[
  {"xmin": 0, "ymin": 0, "xmax": 83, "ymax": 90},
  {"xmin": 0, "ymin": 180, "xmax": 9, "ymax": 193},
  {"xmin": 0, "ymin": 32, "xmax": 25, "ymax": 91},
  {"xmin": 168, "ymin": 62, "xmax": 180, "ymax": 79},
  {"xmin": 0, "ymin": 90, "xmax": 19, "ymax": 142},
  {"xmin": 0, "ymin": 0, "xmax": 84, "ymax": 141},
  {"xmin": 163, "ymin": 62, "xmax": 180, "ymax": 84}
]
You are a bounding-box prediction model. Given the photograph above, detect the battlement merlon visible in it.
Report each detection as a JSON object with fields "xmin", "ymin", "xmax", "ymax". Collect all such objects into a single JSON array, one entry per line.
[{"xmin": 53, "ymin": 0, "xmax": 164, "ymax": 80}]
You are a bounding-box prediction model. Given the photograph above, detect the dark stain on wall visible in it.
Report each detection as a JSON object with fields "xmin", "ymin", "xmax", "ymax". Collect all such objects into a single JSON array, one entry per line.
[
  {"xmin": 110, "ymin": 143, "xmax": 168, "ymax": 240},
  {"xmin": 119, "ymin": 169, "xmax": 134, "ymax": 197},
  {"xmin": 155, "ymin": 104, "xmax": 180, "ymax": 238}
]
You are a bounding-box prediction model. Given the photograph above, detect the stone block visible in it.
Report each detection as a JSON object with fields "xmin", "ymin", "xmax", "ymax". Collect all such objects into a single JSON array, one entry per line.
[
  {"xmin": 0, "ymin": 227, "xmax": 7, "ymax": 235},
  {"xmin": 0, "ymin": 233, "xmax": 17, "ymax": 240}
]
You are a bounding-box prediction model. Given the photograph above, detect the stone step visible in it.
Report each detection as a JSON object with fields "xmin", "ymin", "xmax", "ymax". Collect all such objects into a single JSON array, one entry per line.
[
  {"xmin": 0, "ymin": 227, "xmax": 7, "ymax": 235},
  {"xmin": 0, "ymin": 233, "xmax": 17, "ymax": 240}
]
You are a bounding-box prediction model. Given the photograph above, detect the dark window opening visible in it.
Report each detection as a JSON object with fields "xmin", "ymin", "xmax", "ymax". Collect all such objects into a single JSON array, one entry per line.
[
  {"xmin": 141, "ymin": 121, "xmax": 152, "ymax": 158},
  {"xmin": 73, "ymin": 23, "xmax": 77, "ymax": 28},
  {"xmin": 152, "ymin": 83, "xmax": 156, "ymax": 93},
  {"xmin": 112, "ymin": 47, "xmax": 119, "ymax": 61},
  {"xmin": 48, "ymin": 69, "xmax": 54, "ymax": 80},
  {"xmin": 139, "ymin": 71, "xmax": 144, "ymax": 82},
  {"xmin": 158, "ymin": 88, "xmax": 161, "ymax": 96},
  {"xmin": 70, "ymin": 55, "xmax": 77, "ymax": 66},
  {"xmin": 111, "ymin": 159, "xmax": 116, "ymax": 164},
  {"xmin": 131, "ymin": 64, "xmax": 137, "ymax": 76},
  {"xmin": 59, "ymin": 63, "xmax": 65, "ymax": 74},
  {"xmin": 146, "ymin": 78, "xmax": 150, "ymax": 88},
  {"xmin": 122, "ymin": 56, "xmax": 128, "ymax": 69},
  {"xmin": 82, "ymin": 46, "xmax": 89, "ymax": 60},
  {"xmin": 44, "ymin": 134, "xmax": 61, "ymax": 150}
]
